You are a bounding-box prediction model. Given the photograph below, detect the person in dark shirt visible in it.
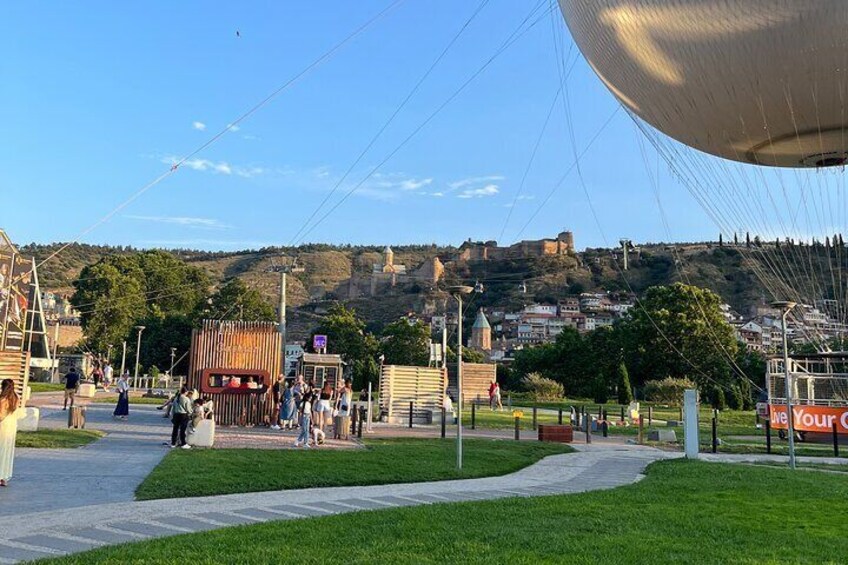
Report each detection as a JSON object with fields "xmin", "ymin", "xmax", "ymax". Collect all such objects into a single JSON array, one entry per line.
[{"xmin": 62, "ymin": 367, "xmax": 81, "ymax": 410}]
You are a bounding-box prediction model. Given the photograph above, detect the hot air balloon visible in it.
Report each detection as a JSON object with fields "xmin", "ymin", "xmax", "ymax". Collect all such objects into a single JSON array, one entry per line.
[{"xmin": 558, "ymin": 1, "xmax": 848, "ymax": 167}]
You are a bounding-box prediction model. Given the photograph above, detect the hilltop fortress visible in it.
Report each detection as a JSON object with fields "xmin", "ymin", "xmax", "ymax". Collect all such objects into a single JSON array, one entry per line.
[{"xmin": 454, "ymin": 231, "xmax": 574, "ymax": 262}]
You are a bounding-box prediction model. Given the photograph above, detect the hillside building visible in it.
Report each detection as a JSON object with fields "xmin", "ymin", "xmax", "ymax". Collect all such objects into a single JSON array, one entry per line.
[
  {"xmin": 455, "ymin": 231, "xmax": 575, "ymax": 262},
  {"xmin": 469, "ymin": 309, "xmax": 491, "ymax": 351}
]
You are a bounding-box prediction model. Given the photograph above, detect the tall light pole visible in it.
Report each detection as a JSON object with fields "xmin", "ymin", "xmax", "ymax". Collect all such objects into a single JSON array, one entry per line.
[
  {"xmin": 772, "ymin": 301, "xmax": 797, "ymax": 470},
  {"xmin": 449, "ymin": 282, "xmax": 483, "ymax": 471},
  {"xmin": 170, "ymin": 347, "xmax": 177, "ymax": 377},
  {"xmin": 107, "ymin": 344, "xmax": 114, "ymax": 364},
  {"xmin": 120, "ymin": 341, "xmax": 127, "ymax": 376},
  {"xmin": 267, "ymin": 260, "xmax": 304, "ymax": 355},
  {"xmin": 133, "ymin": 325, "xmax": 145, "ymax": 388}
]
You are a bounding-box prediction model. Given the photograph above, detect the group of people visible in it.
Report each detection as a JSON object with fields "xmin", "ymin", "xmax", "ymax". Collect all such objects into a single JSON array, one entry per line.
[
  {"xmin": 60, "ymin": 365, "xmax": 132, "ymax": 419},
  {"xmin": 159, "ymin": 387, "xmax": 214, "ymax": 449},
  {"xmin": 269, "ymin": 376, "xmax": 354, "ymax": 448}
]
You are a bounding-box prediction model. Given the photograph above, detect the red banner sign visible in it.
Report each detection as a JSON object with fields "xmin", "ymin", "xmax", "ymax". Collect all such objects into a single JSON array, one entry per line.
[{"xmin": 769, "ymin": 404, "xmax": 848, "ymax": 433}]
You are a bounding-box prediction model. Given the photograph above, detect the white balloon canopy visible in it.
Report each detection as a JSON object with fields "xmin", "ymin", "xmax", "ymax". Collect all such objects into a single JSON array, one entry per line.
[{"xmin": 558, "ymin": 1, "xmax": 848, "ymax": 168}]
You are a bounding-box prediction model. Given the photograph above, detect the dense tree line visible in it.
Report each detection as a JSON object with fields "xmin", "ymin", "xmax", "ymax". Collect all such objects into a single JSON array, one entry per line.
[{"xmin": 506, "ymin": 283, "xmax": 763, "ymax": 407}]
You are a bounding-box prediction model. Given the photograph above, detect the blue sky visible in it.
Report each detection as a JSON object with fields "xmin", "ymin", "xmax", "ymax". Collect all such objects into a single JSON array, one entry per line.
[{"xmin": 2, "ymin": 0, "xmax": 718, "ymax": 252}]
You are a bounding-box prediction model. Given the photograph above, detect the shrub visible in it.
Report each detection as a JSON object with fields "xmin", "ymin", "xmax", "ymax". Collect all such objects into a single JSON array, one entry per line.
[
  {"xmin": 726, "ymin": 385, "xmax": 744, "ymax": 410},
  {"xmin": 643, "ymin": 377, "xmax": 697, "ymax": 405},
  {"xmin": 616, "ymin": 362, "xmax": 634, "ymax": 405},
  {"xmin": 521, "ymin": 372, "xmax": 564, "ymax": 402},
  {"xmin": 148, "ymin": 365, "xmax": 160, "ymax": 379}
]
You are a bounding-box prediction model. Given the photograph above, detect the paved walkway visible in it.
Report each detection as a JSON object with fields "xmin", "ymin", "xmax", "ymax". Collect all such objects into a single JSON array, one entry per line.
[
  {"xmin": 0, "ymin": 443, "xmax": 670, "ymax": 563},
  {"xmin": 2, "ymin": 403, "xmax": 170, "ymax": 518}
]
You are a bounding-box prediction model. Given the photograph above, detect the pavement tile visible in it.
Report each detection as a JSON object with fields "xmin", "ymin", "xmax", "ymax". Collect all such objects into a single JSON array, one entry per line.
[
  {"xmin": 0, "ymin": 543, "xmax": 57, "ymax": 562},
  {"xmin": 332, "ymin": 498, "xmax": 394, "ymax": 510},
  {"xmin": 304, "ymin": 501, "xmax": 360, "ymax": 514},
  {"xmin": 156, "ymin": 516, "xmax": 228, "ymax": 532},
  {"xmin": 229, "ymin": 508, "xmax": 291, "ymax": 521},
  {"xmin": 266, "ymin": 505, "xmax": 331, "ymax": 517},
  {"xmin": 108, "ymin": 521, "xmax": 184, "ymax": 537},
  {"xmin": 195, "ymin": 512, "xmax": 260, "ymax": 525},
  {"xmin": 368, "ymin": 496, "xmax": 419, "ymax": 507},
  {"xmin": 12, "ymin": 535, "xmax": 96, "ymax": 553},
  {"xmin": 64, "ymin": 527, "xmax": 141, "ymax": 544}
]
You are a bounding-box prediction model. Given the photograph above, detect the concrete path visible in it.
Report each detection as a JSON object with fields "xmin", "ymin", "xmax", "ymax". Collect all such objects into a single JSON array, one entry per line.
[
  {"xmin": 0, "ymin": 444, "xmax": 671, "ymax": 563},
  {"xmin": 2, "ymin": 403, "xmax": 170, "ymax": 518}
]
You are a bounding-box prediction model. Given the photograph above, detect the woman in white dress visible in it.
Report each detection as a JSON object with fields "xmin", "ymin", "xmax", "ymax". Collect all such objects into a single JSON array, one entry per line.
[{"xmin": 0, "ymin": 378, "xmax": 21, "ymax": 487}]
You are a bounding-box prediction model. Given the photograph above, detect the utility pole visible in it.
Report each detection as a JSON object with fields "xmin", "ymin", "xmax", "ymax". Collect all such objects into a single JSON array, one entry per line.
[
  {"xmin": 267, "ymin": 259, "xmax": 305, "ymax": 355},
  {"xmin": 120, "ymin": 341, "xmax": 127, "ymax": 376},
  {"xmin": 107, "ymin": 344, "xmax": 114, "ymax": 364},
  {"xmin": 773, "ymin": 301, "xmax": 797, "ymax": 470},
  {"xmin": 133, "ymin": 325, "xmax": 145, "ymax": 388}
]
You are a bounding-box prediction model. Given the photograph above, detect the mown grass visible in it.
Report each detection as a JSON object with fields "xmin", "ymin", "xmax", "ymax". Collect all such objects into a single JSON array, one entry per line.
[
  {"xmin": 92, "ymin": 396, "xmax": 167, "ymax": 405},
  {"xmin": 43, "ymin": 460, "xmax": 848, "ymax": 564},
  {"xmin": 135, "ymin": 438, "xmax": 574, "ymax": 501},
  {"xmin": 27, "ymin": 383, "xmax": 66, "ymax": 393},
  {"xmin": 16, "ymin": 429, "xmax": 105, "ymax": 448}
]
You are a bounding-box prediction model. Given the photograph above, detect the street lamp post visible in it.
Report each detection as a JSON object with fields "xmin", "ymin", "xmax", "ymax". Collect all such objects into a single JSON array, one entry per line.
[
  {"xmin": 170, "ymin": 347, "xmax": 177, "ymax": 378},
  {"xmin": 449, "ymin": 283, "xmax": 483, "ymax": 471},
  {"xmin": 106, "ymin": 344, "xmax": 114, "ymax": 365},
  {"xmin": 772, "ymin": 301, "xmax": 797, "ymax": 470},
  {"xmin": 133, "ymin": 326, "xmax": 145, "ymax": 389},
  {"xmin": 120, "ymin": 341, "xmax": 127, "ymax": 376}
]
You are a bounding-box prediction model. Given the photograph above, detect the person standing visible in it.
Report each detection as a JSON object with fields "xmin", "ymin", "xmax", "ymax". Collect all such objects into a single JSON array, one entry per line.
[
  {"xmin": 270, "ymin": 376, "xmax": 284, "ymax": 430},
  {"xmin": 294, "ymin": 384, "xmax": 313, "ymax": 448},
  {"xmin": 113, "ymin": 372, "xmax": 130, "ymax": 420},
  {"xmin": 92, "ymin": 362, "xmax": 103, "ymax": 389},
  {"xmin": 62, "ymin": 367, "xmax": 80, "ymax": 410},
  {"xmin": 335, "ymin": 378, "xmax": 353, "ymax": 440},
  {"xmin": 279, "ymin": 380, "xmax": 296, "ymax": 430},
  {"xmin": 0, "ymin": 379, "xmax": 21, "ymax": 487},
  {"xmin": 102, "ymin": 361, "xmax": 113, "ymax": 392},
  {"xmin": 492, "ymin": 381, "xmax": 503, "ymax": 411},
  {"xmin": 170, "ymin": 387, "xmax": 192, "ymax": 449}
]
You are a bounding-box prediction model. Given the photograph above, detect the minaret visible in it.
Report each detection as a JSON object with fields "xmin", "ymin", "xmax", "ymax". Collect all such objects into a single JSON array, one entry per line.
[{"xmin": 470, "ymin": 309, "xmax": 491, "ymax": 351}]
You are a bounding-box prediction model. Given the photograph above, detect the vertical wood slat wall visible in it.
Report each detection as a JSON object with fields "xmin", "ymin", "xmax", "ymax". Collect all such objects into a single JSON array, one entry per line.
[
  {"xmin": 379, "ymin": 365, "xmax": 446, "ymax": 424},
  {"xmin": 447, "ymin": 363, "xmax": 497, "ymax": 404},
  {"xmin": 0, "ymin": 351, "xmax": 29, "ymax": 407},
  {"xmin": 188, "ymin": 320, "xmax": 282, "ymax": 426}
]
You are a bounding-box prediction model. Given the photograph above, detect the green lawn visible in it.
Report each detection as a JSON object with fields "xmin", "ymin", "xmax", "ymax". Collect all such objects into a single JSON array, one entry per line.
[
  {"xmin": 28, "ymin": 382, "xmax": 65, "ymax": 393},
  {"xmin": 42, "ymin": 460, "xmax": 848, "ymax": 564},
  {"xmin": 136, "ymin": 438, "xmax": 574, "ymax": 500},
  {"xmin": 92, "ymin": 396, "xmax": 167, "ymax": 405},
  {"xmin": 753, "ymin": 461, "xmax": 848, "ymax": 474},
  {"xmin": 16, "ymin": 429, "xmax": 105, "ymax": 448}
]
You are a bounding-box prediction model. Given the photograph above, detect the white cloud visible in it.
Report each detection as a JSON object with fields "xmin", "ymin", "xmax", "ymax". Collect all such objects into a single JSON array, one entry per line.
[
  {"xmin": 192, "ymin": 121, "xmax": 206, "ymax": 131},
  {"xmin": 227, "ymin": 123, "xmax": 241, "ymax": 132},
  {"xmin": 457, "ymin": 184, "xmax": 499, "ymax": 199},
  {"xmin": 161, "ymin": 156, "xmax": 264, "ymax": 178},
  {"xmin": 431, "ymin": 192, "xmax": 444, "ymax": 197},
  {"xmin": 126, "ymin": 215, "xmax": 232, "ymax": 230},
  {"xmin": 448, "ymin": 175, "xmax": 505, "ymax": 191}
]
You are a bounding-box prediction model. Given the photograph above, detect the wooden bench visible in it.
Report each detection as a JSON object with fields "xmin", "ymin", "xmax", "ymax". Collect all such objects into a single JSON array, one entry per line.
[{"xmin": 538, "ymin": 424, "xmax": 573, "ymax": 443}]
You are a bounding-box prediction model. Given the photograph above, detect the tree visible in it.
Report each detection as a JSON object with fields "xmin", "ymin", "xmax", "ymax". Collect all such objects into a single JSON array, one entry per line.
[
  {"xmin": 203, "ymin": 278, "xmax": 275, "ymax": 321},
  {"xmin": 310, "ymin": 304, "xmax": 379, "ymax": 388},
  {"xmin": 381, "ymin": 319, "xmax": 430, "ymax": 366},
  {"xmin": 445, "ymin": 346, "xmax": 487, "ymax": 364},
  {"xmin": 616, "ymin": 362, "xmax": 634, "ymax": 404},
  {"xmin": 718, "ymin": 233, "xmax": 723, "ymax": 247},
  {"xmin": 620, "ymin": 283, "xmax": 738, "ymax": 394},
  {"xmin": 72, "ymin": 250, "xmax": 210, "ymax": 352}
]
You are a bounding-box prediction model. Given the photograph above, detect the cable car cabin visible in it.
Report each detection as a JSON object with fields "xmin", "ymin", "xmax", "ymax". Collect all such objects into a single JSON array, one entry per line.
[
  {"xmin": 298, "ymin": 353, "xmax": 344, "ymax": 389},
  {"xmin": 187, "ymin": 320, "xmax": 282, "ymax": 426},
  {"xmin": 765, "ymin": 352, "xmax": 848, "ymax": 442}
]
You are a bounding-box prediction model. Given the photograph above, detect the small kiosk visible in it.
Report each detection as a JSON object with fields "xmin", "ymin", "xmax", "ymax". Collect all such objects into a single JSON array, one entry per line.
[
  {"xmin": 298, "ymin": 352, "xmax": 344, "ymax": 388},
  {"xmin": 187, "ymin": 320, "xmax": 282, "ymax": 426}
]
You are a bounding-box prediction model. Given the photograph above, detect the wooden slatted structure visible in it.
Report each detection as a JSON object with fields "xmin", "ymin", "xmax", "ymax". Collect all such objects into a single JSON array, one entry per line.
[
  {"xmin": 188, "ymin": 320, "xmax": 282, "ymax": 426},
  {"xmin": 447, "ymin": 362, "xmax": 497, "ymax": 404},
  {"xmin": 0, "ymin": 351, "xmax": 29, "ymax": 407},
  {"xmin": 379, "ymin": 365, "xmax": 446, "ymax": 424}
]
